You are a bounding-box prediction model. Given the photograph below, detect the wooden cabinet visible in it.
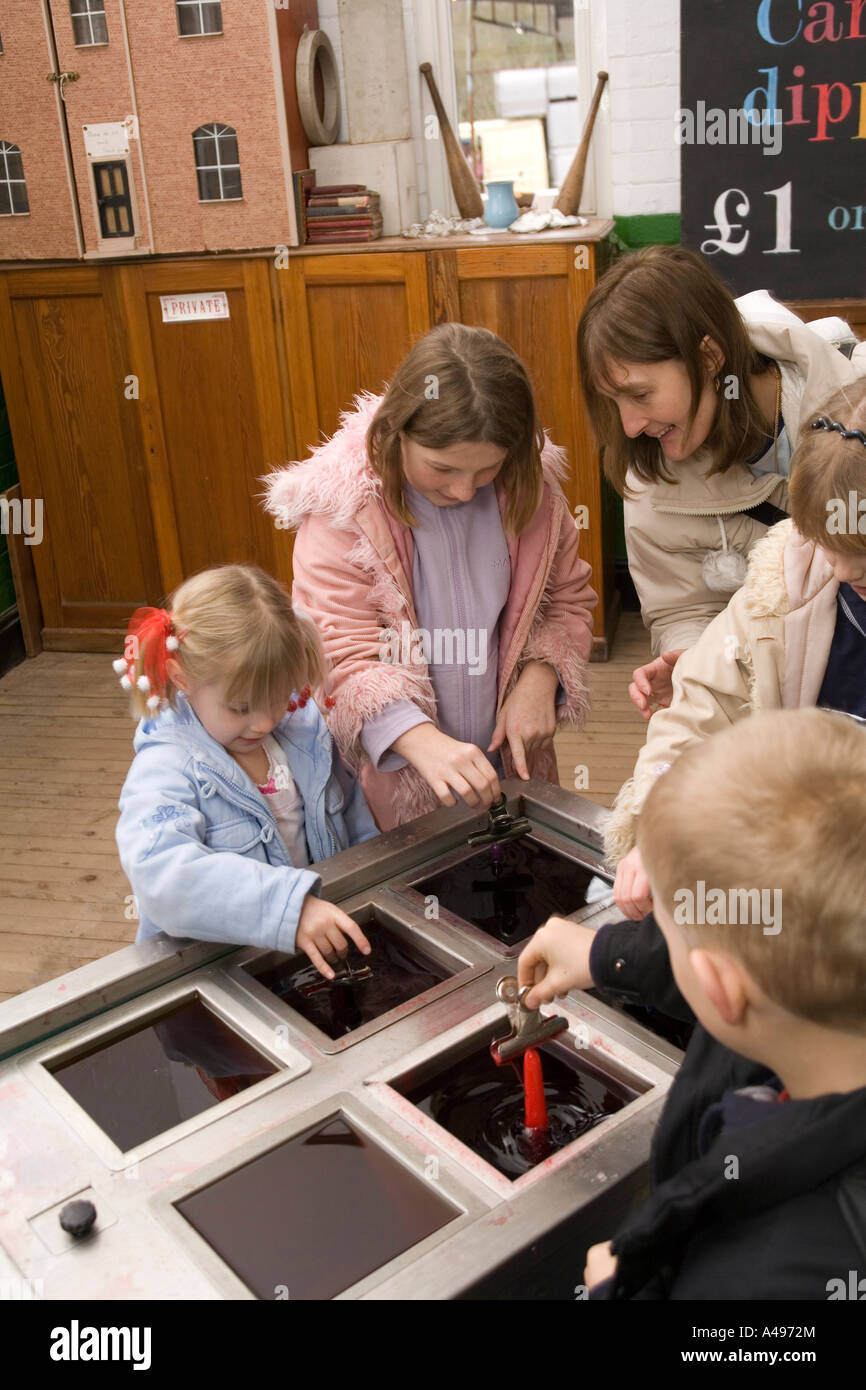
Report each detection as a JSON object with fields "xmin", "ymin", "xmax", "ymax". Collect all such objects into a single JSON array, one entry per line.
[
  {"xmin": 0, "ymin": 268, "xmax": 164, "ymax": 647},
  {"xmin": 280, "ymin": 251, "xmax": 431, "ymax": 449},
  {"xmin": 0, "ymin": 224, "xmax": 617, "ymax": 655},
  {"xmin": 427, "ymin": 238, "xmax": 614, "ymax": 654},
  {"xmin": 121, "ymin": 260, "xmax": 293, "ymax": 594},
  {"xmin": 0, "ymin": 260, "xmax": 295, "ymax": 646}
]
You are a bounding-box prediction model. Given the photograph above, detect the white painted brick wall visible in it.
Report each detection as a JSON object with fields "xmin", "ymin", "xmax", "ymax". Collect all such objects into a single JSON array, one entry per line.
[{"xmin": 600, "ymin": 0, "xmax": 680, "ymax": 216}]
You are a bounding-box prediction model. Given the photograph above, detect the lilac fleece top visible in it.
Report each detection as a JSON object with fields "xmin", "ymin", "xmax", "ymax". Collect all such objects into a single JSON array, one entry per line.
[{"xmin": 361, "ymin": 483, "xmax": 511, "ymax": 772}]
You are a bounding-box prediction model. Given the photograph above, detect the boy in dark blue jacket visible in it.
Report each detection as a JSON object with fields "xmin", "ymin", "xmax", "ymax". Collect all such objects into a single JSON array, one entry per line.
[{"xmin": 519, "ymin": 708, "xmax": 866, "ymax": 1300}]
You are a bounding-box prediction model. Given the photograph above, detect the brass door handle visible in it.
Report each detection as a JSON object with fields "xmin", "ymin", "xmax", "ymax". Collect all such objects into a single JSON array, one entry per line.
[{"xmin": 47, "ymin": 71, "xmax": 80, "ymax": 101}]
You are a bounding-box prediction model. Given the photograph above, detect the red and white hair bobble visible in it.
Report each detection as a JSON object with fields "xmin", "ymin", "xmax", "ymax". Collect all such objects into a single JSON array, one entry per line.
[
  {"xmin": 286, "ymin": 684, "xmax": 337, "ymax": 713},
  {"xmin": 113, "ymin": 608, "xmax": 183, "ymax": 713}
]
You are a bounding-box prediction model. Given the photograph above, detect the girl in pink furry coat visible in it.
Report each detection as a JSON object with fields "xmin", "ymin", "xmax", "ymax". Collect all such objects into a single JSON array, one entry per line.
[{"xmin": 264, "ymin": 324, "xmax": 598, "ymax": 831}]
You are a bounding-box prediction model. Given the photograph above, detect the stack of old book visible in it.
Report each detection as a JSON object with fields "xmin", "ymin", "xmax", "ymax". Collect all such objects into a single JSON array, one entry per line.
[{"xmin": 305, "ymin": 185, "xmax": 383, "ymax": 244}]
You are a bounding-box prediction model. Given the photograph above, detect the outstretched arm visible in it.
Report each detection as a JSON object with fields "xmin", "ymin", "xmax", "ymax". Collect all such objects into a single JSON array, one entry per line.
[
  {"xmin": 291, "ymin": 514, "xmax": 436, "ymax": 765},
  {"xmin": 117, "ymin": 751, "xmax": 320, "ymax": 952}
]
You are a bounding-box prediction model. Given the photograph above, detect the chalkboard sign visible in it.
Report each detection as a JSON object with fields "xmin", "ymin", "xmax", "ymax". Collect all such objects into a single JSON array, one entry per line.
[{"xmin": 681, "ymin": 0, "xmax": 866, "ymax": 299}]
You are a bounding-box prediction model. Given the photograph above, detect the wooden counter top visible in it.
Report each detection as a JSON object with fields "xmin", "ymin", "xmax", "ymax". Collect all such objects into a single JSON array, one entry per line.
[
  {"xmin": 296, "ymin": 219, "xmax": 615, "ymax": 255},
  {"xmin": 0, "ymin": 220, "xmax": 615, "ymax": 272}
]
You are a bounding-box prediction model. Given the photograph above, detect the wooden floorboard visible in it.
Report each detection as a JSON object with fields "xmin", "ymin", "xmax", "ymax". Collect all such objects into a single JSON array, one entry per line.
[
  {"xmin": 0, "ymin": 613, "xmax": 650, "ymax": 999},
  {"xmin": 0, "ymin": 650, "xmax": 139, "ymax": 998}
]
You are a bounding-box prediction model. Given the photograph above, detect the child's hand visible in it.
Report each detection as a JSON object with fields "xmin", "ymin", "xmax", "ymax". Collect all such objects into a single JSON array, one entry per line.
[
  {"xmin": 628, "ymin": 651, "xmax": 684, "ymax": 719},
  {"xmin": 488, "ymin": 660, "xmax": 558, "ymax": 778},
  {"xmin": 613, "ymin": 845, "xmax": 653, "ymax": 920},
  {"xmin": 296, "ymin": 897, "xmax": 372, "ymax": 978},
  {"xmin": 584, "ymin": 1240, "xmax": 618, "ymax": 1289},
  {"xmin": 518, "ymin": 917, "xmax": 596, "ymax": 1009},
  {"xmin": 392, "ymin": 724, "xmax": 501, "ymax": 809}
]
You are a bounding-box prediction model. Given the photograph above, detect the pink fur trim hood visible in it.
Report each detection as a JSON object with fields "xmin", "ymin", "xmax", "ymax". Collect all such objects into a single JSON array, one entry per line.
[{"xmin": 263, "ymin": 392, "xmax": 386, "ymax": 528}]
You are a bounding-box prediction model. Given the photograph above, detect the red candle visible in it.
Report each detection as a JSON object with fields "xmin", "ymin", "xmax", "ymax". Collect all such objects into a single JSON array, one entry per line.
[{"xmin": 522, "ymin": 1047, "xmax": 549, "ymax": 1131}]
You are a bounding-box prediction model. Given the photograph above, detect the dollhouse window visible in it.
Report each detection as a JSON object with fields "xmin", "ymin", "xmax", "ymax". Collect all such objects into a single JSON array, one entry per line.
[
  {"xmin": 93, "ymin": 161, "xmax": 133, "ymax": 237},
  {"xmin": 0, "ymin": 144, "xmax": 29, "ymax": 216},
  {"xmin": 70, "ymin": 0, "xmax": 108, "ymax": 46},
  {"xmin": 176, "ymin": 1, "xmax": 223, "ymax": 36},
  {"xmin": 193, "ymin": 125, "xmax": 242, "ymax": 201}
]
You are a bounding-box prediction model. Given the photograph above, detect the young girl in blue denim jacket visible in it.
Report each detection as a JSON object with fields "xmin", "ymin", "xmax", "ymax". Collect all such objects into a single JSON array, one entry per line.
[{"xmin": 115, "ymin": 564, "xmax": 378, "ymax": 977}]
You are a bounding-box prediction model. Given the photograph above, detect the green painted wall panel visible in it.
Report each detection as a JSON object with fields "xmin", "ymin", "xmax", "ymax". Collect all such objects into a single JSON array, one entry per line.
[
  {"xmin": 0, "ymin": 544, "xmax": 14, "ymax": 615},
  {"xmin": 0, "ymin": 374, "xmax": 17, "ymax": 487},
  {"xmin": 613, "ymin": 213, "xmax": 681, "ymax": 250}
]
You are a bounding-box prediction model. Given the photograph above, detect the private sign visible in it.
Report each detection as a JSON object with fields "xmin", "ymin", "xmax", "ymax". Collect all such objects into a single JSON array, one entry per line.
[{"xmin": 160, "ymin": 292, "xmax": 231, "ymax": 323}]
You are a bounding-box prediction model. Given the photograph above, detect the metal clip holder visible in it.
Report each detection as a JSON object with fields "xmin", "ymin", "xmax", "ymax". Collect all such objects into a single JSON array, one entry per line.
[
  {"xmin": 467, "ymin": 794, "xmax": 531, "ymax": 848},
  {"xmin": 298, "ymin": 960, "xmax": 374, "ymax": 997},
  {"xmin": 490, "ymin": 975, "xmax": 568, "ymax": 1065}
]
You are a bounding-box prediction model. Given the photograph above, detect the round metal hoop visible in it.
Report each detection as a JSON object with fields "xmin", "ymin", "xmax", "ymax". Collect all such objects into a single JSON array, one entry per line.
[{"xmin": 296, "ymin": 28, "xmax": 341, "ymax": 146}]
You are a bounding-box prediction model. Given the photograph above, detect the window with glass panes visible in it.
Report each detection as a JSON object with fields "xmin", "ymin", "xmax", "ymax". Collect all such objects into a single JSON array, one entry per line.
[
  {"xmin": 0, "ymin": 144, "xmax": 29, "ymax": 216},
  {"xmin": 451, "ymin": 2, "xmax": 577, "ymax": 193},
  {"xmin": 193, "ymin": 125, "xmax": 242, "ymax": 201},
  {"xmin": 93, "ymin": 161, "xmax": 133, "ymax": 237},
  {"xmin": 70, "ymin": 0, "xmax": 108, "ymax": 46},
  {"xmin": 176, "ymin": 1, "xmax": 223, "ymax": 37}
]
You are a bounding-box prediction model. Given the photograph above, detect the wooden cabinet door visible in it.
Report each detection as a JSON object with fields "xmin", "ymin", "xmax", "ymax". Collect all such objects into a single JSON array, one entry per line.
[
  {"xmin": 280, "ymin": 252, "xmax": 431, "ymax": 453},
  {"xmin": 121, "ymin": 259, "xmax": 296, "ymax": 594},
  {"xmin": 429, "ymin": 241, "xmax": 615, "ymax": 654},
  {"xmin": 0, "ymin": 268, "xmax": 163, "ymax": 649}
]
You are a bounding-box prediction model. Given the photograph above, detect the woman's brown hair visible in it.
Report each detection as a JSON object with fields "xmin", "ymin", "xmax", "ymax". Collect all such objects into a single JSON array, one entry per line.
[
  {"xmin": 578, "ymin": 244, "xmax": 778, "ymax": 496},
  {"xmin": 366, "ymin": 323, "xmax": 545, "ymax": 533}
]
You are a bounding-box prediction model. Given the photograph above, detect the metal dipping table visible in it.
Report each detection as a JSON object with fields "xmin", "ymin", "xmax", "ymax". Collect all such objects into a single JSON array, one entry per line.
[{"xmin": 0, "ymin": 781, "xmax": 680, "ymax": 1300}]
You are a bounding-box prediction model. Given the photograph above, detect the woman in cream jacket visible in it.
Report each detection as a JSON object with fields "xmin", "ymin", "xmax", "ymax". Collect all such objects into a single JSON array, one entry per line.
[{"xmin": 578, "ymin": 246, "xmax": 866, "ymax": 717}]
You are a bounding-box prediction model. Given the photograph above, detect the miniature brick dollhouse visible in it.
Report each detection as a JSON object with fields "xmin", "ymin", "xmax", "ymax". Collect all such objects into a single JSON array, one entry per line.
[{"xmin": 0, "ymin": 0, "xmax": 319, "ymax": 260}]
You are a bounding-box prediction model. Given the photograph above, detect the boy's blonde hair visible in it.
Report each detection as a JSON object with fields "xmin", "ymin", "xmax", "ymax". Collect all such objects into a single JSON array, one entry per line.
[
  {"xmin": 789, "ymin": 379, "xmax": 866, "ymax": 557},
  {"xmin": 127, "ymin": 565, "xmax": 325, "ymax": 719},
  {"xmin": 366, "ymin": 323, "xmax": 545, "ymax": 534},
  {"xmin": 638, "ymin": 709, "xmax": 866, "ymax": 1033}
]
